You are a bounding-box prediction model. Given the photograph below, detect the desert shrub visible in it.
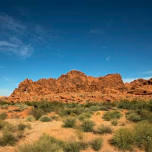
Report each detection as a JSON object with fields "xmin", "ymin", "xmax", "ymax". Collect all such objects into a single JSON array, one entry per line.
[
  {"xmin": 29, "ymin": 101, "xmax": 52, "ymax": 113},
  {"xmin": 1, "ymin": 104, "xmax": 9, "ymax": 109},
  {"xmin": 110, "ymin": 128, "xmax": 134, "ymax": 150},
  {"xmin": 0, "ymin": 101, "xmax": 10, "ymax": 106},
  {"xmin": 102, "ymin": 111, "xmax": 122, "ymax": 121},
  {"xmin": 117, "ymin": 100, "xmax": 147, "ymax": 110},
  {"xmin": 63, "ymin": 118, "xmax": 76, "ymax": 128},
  {"xmin": 91, "ymin": 138, "xmax": 103, "ymax": 151},
  {"xmin": 66, "ymin": 103, "xmax": 78, "ymax": 108},
  {"xmin": 95, "ymin": 125, "xmax": 112, "ymax": 134},
  {"xmin": 78, "ymin": 112, "xmax": 92, "ymax": 121},
  {"xmin": 0, "ymin": 120, "xmax": 17, "ymax": 133},
  {"xmin": 63, "ymin": 142, "xmax": 81, "ymax": 152},
  {"xmin": 26, "ymin": 115, "xmax": 35, "ymax": 122},
  {"xmin": 95, "ymin": 112, "xmax": 100, "ymax": 115},
  {"xmin": 18, "ymin": 123, "xmax": 30, "ymax": 131},
  {"xmin": 15, "ymin": 103, "xmax": 28, "ymax": 111},
  {"xmin": 0, "ymin": 112, "xmax": 7, "ymax": 120},
  {"xmin": 16, "ymin": 131, "xmax": 24, "ymax": 139},
  {"xmin": 39, "ymin": 115, "xmax": 51, "ymax": 122},
  {"xmin": 117, "ymin": 100, "xmax": 134, "ymax": 109},
  {"xmin": 3, "ymin": 122, "xmax": 17, "ymax": 132},
  {"xmin": 126, "ymin": 112, "xmax": 142, "ymax": 122},
  {"xmin": 26, "ymin": 101, "xmax": 65, "ymax": 114},
  {"xmin": 30, "ymin": 108, "xmax": 45, "ymax": 120},
  {"xmin": 77, "ymin": 141, "xmax": 89, "ymax": 150},
  {"xmin": 147, "ymin": 100, "xmax": 152, "ymax": 111},
  {"xmin": 59, "ymin": 108, "xmax": 75, "ymax": 117},
  {"xmin": 17, "ymin": 134, "xmax": 63, "ymax": 152},
  {"xmin": 138, "ymin": 110, "xmax": 152, "ymax": 122},
  {"xmin": 51, "ymin": 115, "xmax": 59, "ymax": 121},
  {"xmin": 111, "ymin": 120, "xmax": 118, "ymax": 126},
  {"xmin": 134, "ymin": 121, "xmax": 152, "ymax": 152},
  {"xmin": 72, "ymin": 107, "xmax": 85, "ymax": 115},
  {"xmin": 83, "ymin": 102, "xmax": 97, "ymax": 108},
  {"xmin": 81, "ymin": 120, "xmax": 95, "ymax": 132},
  {"xmin": 0, "ymin": 120, "xmax": 7, "ymax": 129},
  {"xmin": 102, "ymin": 101, "xmax": 116, "ymax": 109},
  {"xmin": 99, "ymin": 106, "xmax": 109, "ymax": 111},
  {"xmin": 89, "ymin": 105, "xmax": 101, "ymax": 111},
  {"xmin": 0, "ymin": 131, "xmax": 17, "ymax": 146},
  {"xmin": 59, "ymin": 106, "xmax": 85, "ymax": 117}
]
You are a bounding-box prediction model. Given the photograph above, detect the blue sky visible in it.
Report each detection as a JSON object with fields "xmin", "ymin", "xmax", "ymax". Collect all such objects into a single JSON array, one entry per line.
[{"xmin": 0, "ymin": 0, "xmax": 152, "ymax": 96}]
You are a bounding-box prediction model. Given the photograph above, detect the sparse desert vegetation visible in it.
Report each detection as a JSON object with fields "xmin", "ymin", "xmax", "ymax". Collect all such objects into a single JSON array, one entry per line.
[{"xmin": 0, "ymin": 100, "xmax": 151, "ymax": 151}]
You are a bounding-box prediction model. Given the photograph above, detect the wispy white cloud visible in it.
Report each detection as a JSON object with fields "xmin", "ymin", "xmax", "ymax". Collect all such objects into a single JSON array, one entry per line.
[
  {"xmin": 0, "ymin": 39, "xmax": 33, "ymax": 58},
  {"xmin": 142, "ymin": 70, "xmax": 152, "ymax": 74},
  {"xmin": 0, "ymin": 13, "xmax": 58, "ymax": 58},
  {"xmin": 0, "ymin": 14, "xmax": 33, "ymax": 58},
  {"xmin": 123, "ymin": 76, "xmax": 152, "ymax": 83},
  {"xmin": 0, "ymin": 14, "xmax": 25, "ymax": 33},
  {"xmin": 0, "ymin": 41, "xmax": 18, "ymax": 48}
]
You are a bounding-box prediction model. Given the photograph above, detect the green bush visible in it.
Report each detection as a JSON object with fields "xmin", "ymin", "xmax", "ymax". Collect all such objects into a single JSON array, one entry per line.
[
  {"xmin": 26, "ymin": 115, "xmax": 35, "ymax": 122},
  {"xmin": 51, "ymin": 115, "xmax": 59, "ymax": 121},
  {"xmin": 110, "ymin": 128, "xmax": 134, "ymax": 150},
  {"xmin": 95, "ymin": 125, "xmax": 112, "ymax": 134},
  {"xmin": 63, "ymin": 142, "xmax": 80, "ymax": 152},
  {"xmin": 81, "ymin": 120, "xmax": 95, "ymax": 132},
  {"xmin": 0, "ymin": 120, "xmax": 7, "ymax": 130},
  {"xmin": 0, "ymin": 120, "xmax": 17, "ymax": 133},
  {"xmin": 89, "ymin": 105, "xmax": 101, "ymax": 111},
  {"xmin": 39, "ymin": 115, "xmax": 51, "ymax": 122},
  {"xmin": 0, "ymin": 131, "xmax": 17, "ymax": 146},
  {"xmin": 138, "ymin": 110, "xmax": 152, "ymax": 122},
  {"xmin": 99, "ymin": 106, "xmax": 109, "ymax": 111},
  {"xmin": 126, "ymin": 112, "xmax": 142, "ymax": 122},
  {"xmin": 15, "ymin": 103, "xmax": 28, "ymax": 111},
  {"xmin": 59, "ymin": 107, "xmax": 85, "ymax": 117},
  {"xmin": 134, "ymin": 121, "xmax": 152, "ymax": 152},
  {"xmin": 63, "ymin": 118, "xmax": 76, "ymax": 128},
  {"xmin": 91, "ymin": 138, "xmax": 103, "ymax": 151},
  {"xmin": 1, "ymin": 104, "xmax": 9, "ymax": 109},
  {"xmin": 17, "ymin": 134, "xmax": 63, "ymax": 152},
  {"xmin": 77, "ymin": 141, "xmax": 89, "ymax": 150},
  {"xmin": 30, "ymin": 108, "xmax": 45, "ymax": 120},
  {"xmin": 17, "ymin": 133, "xmax": 88, "ymax": 152},
  {"xmin": 111, "ymin": 120, "xmax": 118, "ymax": 126},
  {"xmin": 3, "ymin": 122, "xmax": 16, "ymax": 132},
  {"xmin": 78, "ymin": 112, "xmax": 92, "ymax": 121},
  {"xmin": 0, "ymin": 113, "xmax": 7, "ymax": 120},
  {"xmin": 102, "ymin": 111, "xmax": 122, "ymax": 121},
  {"xmin": 102, "ymin": 102, "xmax": 116, "ymax": 110},
  {"xmin": 18, "ymin": 123, "xmax": 29, "ymax": 131},
  {"xmin": 117, "ymin": 100, "xmax": 147, "ymax": 110}
]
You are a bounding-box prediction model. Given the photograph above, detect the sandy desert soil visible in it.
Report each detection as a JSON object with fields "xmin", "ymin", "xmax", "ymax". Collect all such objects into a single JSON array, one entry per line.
[{"xmin": 0, "ymin": 103, "xmax": 146, "ymax": 152}]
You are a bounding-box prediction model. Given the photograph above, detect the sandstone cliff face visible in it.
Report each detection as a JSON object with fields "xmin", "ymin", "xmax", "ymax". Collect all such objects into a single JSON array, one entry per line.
[
  {"xmin": 126, "ymin": 78, "xmax": 152, "ymax": 95},
  {"xmin": 8, "ymin": 70, "xmax": 152, "ymax": 102}
]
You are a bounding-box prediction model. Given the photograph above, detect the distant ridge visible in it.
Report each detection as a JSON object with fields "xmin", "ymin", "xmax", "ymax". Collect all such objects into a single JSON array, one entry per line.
[{"xmin": 8, "ymin": 70, "xmax": 152, "ymax": 102}]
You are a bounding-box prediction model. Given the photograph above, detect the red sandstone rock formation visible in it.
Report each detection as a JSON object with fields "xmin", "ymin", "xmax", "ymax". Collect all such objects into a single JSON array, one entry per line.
[
  {"xmin": 126, "ymin": 78, "xmax": 152, "ymax": 95},
  {"xmin": 8, "ymin": 70, "xmax": 152, "ymax": 102}
]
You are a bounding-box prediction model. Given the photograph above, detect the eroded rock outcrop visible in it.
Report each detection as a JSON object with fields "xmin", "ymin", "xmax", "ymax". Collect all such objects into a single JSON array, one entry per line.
[
  {"xmin": 8, "ymin": 70, "xmax": 152, "ymax": 102},
  {"xmin": 126, "ymin": 78, "xmax": 152, "ymax": 95}
]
